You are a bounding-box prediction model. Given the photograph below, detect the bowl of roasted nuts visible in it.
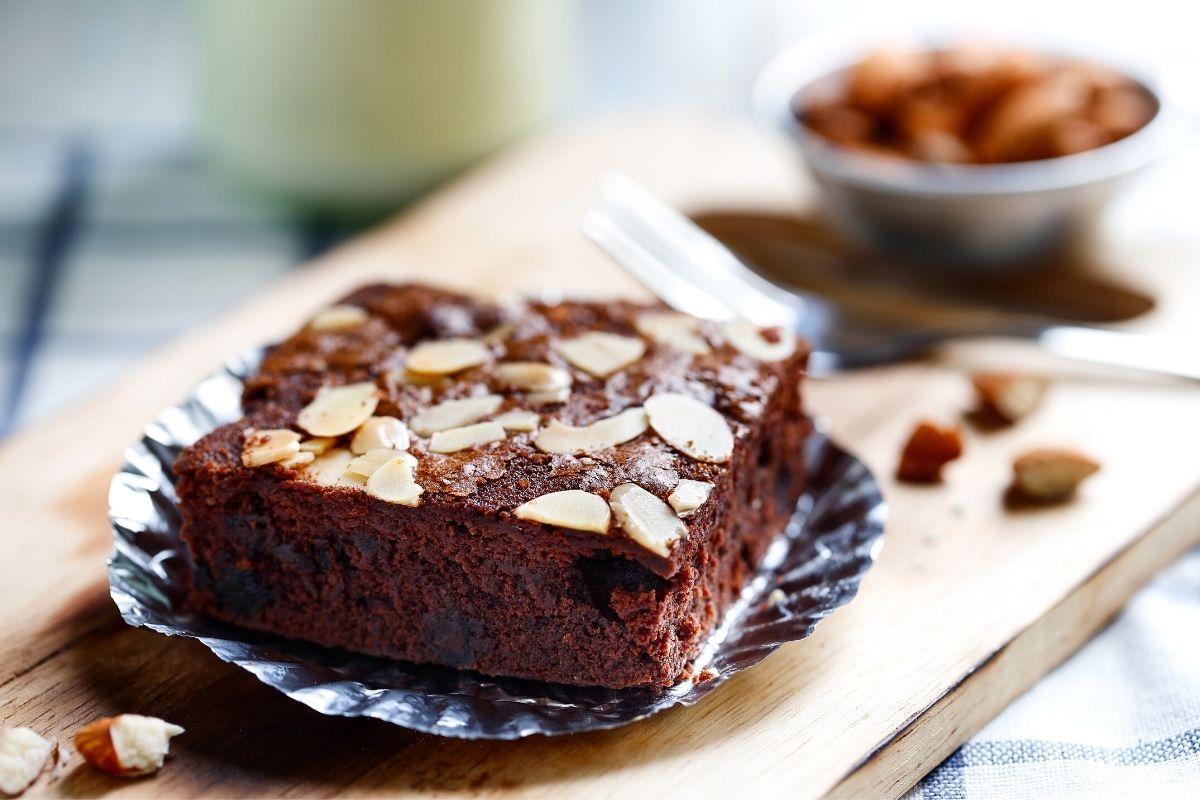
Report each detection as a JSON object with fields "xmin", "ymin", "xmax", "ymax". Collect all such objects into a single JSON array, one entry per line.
[{"xmin": 754, "ymin": 37, "xmax": 1186, "ymax": 267}]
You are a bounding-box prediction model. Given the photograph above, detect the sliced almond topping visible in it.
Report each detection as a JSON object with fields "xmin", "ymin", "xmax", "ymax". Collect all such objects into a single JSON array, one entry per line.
[
  {"xmin": 1012, "ymin": 448, "xmax": 1100, "ymax": 501},
  {"xmin": 513, "ymin": 490, "xmax": 611, "ymax": 533},
  {"xmin": 429, "ymin": 421, "xmax": 507, "ymax": 453},
  {"xmin": 365, "ymin": 455, "xmax": 424, "ymax": 506},
  {"xmin": 346, "ymin": 448, "xmax": 417, "ymax": 479},
  {"xmin": 0, "ymin": 726, "xmax": 55, "ymax": 796},
  {"xmin": 405, "ymin": 338, "xmax": 489, "ymax": 375},
  {"xmin": 533, "ymin": 408, "xmax": 648, "ymax": 454},
  {"xmin": 350, "ymin": 416, "xmax": 410, "ymax": 454},
  {"xmin": 309, "ymin": 304, "xmax": 368, "ymax": 331},
  {"xmin": 721, "ymin": 320, "xmax": 797, "ymax": 362},
  {"xmin": 297, "ymin": 381, "xmax": 379, "ymax": 437},
  {"xmin": 667, "ymin": 479, "xmax": 715, "ymax": 516},
  {"xmin": 298, "ymin": 436, "xmax": 336, "ymax": 455},
  {"xmin": 241, "ymin": 428, "xmax": 301, "ymax": 467},
  {"xmin": 493, "ymin": 409, "xmax": 540, "ymax": 432},
  {"xmin": 385, "ymin": 367, "xmax": 447, "ymax": 389},
  {"xmin": 494, "ymin": 362, "xmax": 572, "ymax": 392},
  {"xmin": 301, "ymin": 447, "xmax": 357, "ymax": 486},
  {"xmin": 644, "ymin": 393, "xmax": 734, "ymax": 463},
  {"xmin": 482, "ymin": 323, "xmax": 515, "ymax": 344},
  {"xmin": 555, "ymin": 332, "xmax": 646, "ymax": 378},
  {"xmin": 636, "ymin": 312, "xmax": 711, "ymax": 356},
  {"xmin": 609, "ymin": 483, "xmax": 687, "ymax": 557},
  {"xmin": 526, "ymin": 387, "xmax": 571, "ymax": 406},
  {"xmin": 972, "ymin": 372, "xmax": 1049, "ymax": 423},
  {"xmin": 279, "ymin": 451, "xmax": 316, "ymax": 469},
  {"xmin": 410, "ymin": 394, "xmax": 503, "ymax": 436}
]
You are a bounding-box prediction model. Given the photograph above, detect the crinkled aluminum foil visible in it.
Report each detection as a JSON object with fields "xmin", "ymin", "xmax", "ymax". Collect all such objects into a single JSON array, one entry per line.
[{"xmin": 107, "ymin": 349, "xmax": 886, "ymax": 739}]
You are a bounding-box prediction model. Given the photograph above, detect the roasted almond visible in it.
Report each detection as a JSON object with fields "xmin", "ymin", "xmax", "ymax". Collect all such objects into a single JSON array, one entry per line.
[
  {"xmin": 74, "ymin": 715, "xmax": 183, "ymax": 778},
  {"xmin": 1012, "ymin": 448, "xmax": 1100, "ymax": 501},
  {"xmin": 971, "ymin": 372, "xmax": 1048, "ymax": 423},
  {"xmin": 897, "ymin": 421, "xmax": 964, "ymax": 483}
]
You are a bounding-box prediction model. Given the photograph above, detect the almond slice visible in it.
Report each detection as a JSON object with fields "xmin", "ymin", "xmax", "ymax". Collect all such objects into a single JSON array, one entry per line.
[
  {"xmin": 667, "ymin": 479, "xmax": 715, "ymax": 516},
  {"xmin": 296, "ymin": 382, "xmax": 379, "ymax": 437},
  {"xmin": 513, "ymin": 490, "xmax": 611, "ymax": 533},
  {"xmin": 971, "ymin": 372, "xmax": 1049, "ymax": 423},
  {"xmin": 555, "ymin": 332, "xmax": 646, "ymax": 378},
  {"xmin": 279, "ymin": 451, "xmax": 316, "ymax": 469},
  {"xmin": 1012, "ymin": 448, "xmax": 1100, "ymax": 501},
  {"xmin": 0, "ymin": 727, "xmax": 55, "ymax": 796},
  {"xmin": 301, "ymin": 447, "xmax": 357, "ymax": 486},
  {"xmin": 493, "ymin": 409, "xmax": 540, "ymax": 432},
  {"xmin": 609, "ymin": 483, "xmax": 687, "ymax": 557},
  {"xmin": 241, "ymin": 428, "xmax": 301, "ymax": 467},
  {"xmin": 75, "ymin": 715, "xmax": 184, "ymax": 777},
  {"xmin": 309, "ymin": 304, "xmax": 368, "ymax": 331},
  {"xmin": 526, "ymin": 387, "xmax": 570, "ymax": 406},
  {"xmin": 365, "ymin": 455, "xmax": 424, "ymax": 506},
  {"xmin": 635, "ymin": 312, "xmax": 711, "ymax": 356},
  {"xmin": 429, "ymin": 421, "xmax": 507, "ymax": 453},
  {"xmin": 644, "ymin": 393, "xmax": 734, "ymax": 463},
  {"xmin": 721, "ymin": 320, "xmax": 797, "ymax": 362},
  {"xmin": 350, "ymin": 416, "xmax": 410, "ymax": 454},
  {"xmin": 410, "ymin": 394, "xmax": 503, "ymax": 436},
  {"xmin": 405, "ymin": 338, "xmax": 489, "ymax": 375},
  {"xmin": 298, "ymin": 436, "xmax": 336, "ymax": 455},
  {"xmin": 533, "ymin": 408, "xmax": 648, "ymax": 454},
  {"xmin": 494, "ymin": 362, "xmax": 571, "ymax": 392}
]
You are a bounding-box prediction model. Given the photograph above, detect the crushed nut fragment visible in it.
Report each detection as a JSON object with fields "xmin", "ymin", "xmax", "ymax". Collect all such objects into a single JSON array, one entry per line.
[
  {"xmin": 1012, "ymin": 448, "xmax": 1100, "ymax": 502},
  {"xmin": 309, "ymin": 304, "xmax": 368, "ymax": 331},
  {"xmin": 296, "ymin": 381, "xmax": 379, "ymax": 437},
  {"xmin": 897, "ymin": 421, "xmax": 964, "ymax": 483},
  {"xmin": 513, "ymin": 490, "xmax": 611, "ymax": 533},
  {"xmin": 0, "ymin": 727, "xmax": 55, "ymax": 796},
  {"xmin": 555, "ymin": 332, "xmax": 646, "ymax": 377},
  {"xmin": 241, "ymin": 428, "xmax": 301, "ymax": 467},
  {"xmin": 609, "ymin": 483, "xmax": 687, "ymax": 557},
  {"xmin": 644, "ymin": 393, "xmax": 734, "ymax": 463},
  {"xmin": 721, "ymin": 320, "xmax": 797, "ymax": 361},
  {"xmin": 74, "ymin": 715, "xmax": 183, "ymax": 778},
  {"xmin": 533, "ymin": 408, "xmax": 648, "ymax": 454}
]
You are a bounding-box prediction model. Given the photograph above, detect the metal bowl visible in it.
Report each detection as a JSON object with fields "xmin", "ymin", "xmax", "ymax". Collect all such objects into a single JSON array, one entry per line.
[{"xmin": 752, "ymin": 37, "xmax": 1188, "ymax": 269}]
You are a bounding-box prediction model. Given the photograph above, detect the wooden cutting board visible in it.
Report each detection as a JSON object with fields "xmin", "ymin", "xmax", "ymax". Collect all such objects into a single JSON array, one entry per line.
[{"xmin": 2, "ymin": 116, "xmax": 1198, "ymax": 799}]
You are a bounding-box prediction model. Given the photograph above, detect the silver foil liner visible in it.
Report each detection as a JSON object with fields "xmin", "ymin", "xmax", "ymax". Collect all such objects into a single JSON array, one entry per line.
[{"xmin": 108, "ymin": 349, "xmax": 886, "ymax": 739}]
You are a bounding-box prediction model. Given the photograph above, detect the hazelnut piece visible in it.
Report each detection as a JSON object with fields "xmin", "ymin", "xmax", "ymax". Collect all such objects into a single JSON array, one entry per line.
[{"xmin": 897, "ymin": 421, "xmax": 964, "ymax": 482}]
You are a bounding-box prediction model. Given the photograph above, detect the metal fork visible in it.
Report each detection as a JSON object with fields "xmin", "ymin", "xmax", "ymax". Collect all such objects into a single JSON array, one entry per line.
[{"xmin": 584, "ymin": 174, "xmax": 1200, "ymax": 380}]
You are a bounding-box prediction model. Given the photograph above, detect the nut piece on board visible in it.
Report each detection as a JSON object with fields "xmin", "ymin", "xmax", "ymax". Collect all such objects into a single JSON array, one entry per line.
[
  {"xmin": 1011, "ymin": 448, "xmax": 1100, "ymax": 502},
  {"xmin": 971, "ymin": 372, "xmax": 1048, "ymax": 424},
  {"xmin": 897, "ymin": 421, "xmax": 964, "ymax": 483},
  {"xmin": 74, "ymin": 715, "xmax": 184, "ymax": 777},
  {"xmin": 0, "ymin": 727, "xmax": 56, "ymax": 796}
]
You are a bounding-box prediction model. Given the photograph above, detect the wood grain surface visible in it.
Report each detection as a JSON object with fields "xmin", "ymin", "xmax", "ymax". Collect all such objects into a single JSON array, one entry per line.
[{"xmin": 1, "ymin": 115, "xmax": 1198, "ymax": 799}]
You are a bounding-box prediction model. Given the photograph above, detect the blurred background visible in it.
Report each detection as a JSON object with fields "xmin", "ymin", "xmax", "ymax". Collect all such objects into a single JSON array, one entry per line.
[{"xmin": 1, "ymin": 0, "xmax": 1197, "ymax": 435}]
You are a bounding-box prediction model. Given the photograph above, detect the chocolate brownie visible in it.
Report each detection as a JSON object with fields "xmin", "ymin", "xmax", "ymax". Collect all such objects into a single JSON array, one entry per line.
[{"xmin": 174, "ymin": 284, "xmax": 811, "ymax": 689}]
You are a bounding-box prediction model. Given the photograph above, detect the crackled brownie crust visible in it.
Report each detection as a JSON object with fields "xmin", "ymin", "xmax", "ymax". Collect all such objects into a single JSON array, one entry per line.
[{"xmin": 175, "ymin": 284, "xmax": 810, "ymax": 689}]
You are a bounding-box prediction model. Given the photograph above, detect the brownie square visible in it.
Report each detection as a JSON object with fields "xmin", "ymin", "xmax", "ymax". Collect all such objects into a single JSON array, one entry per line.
[{"xmin": 174, "ymin": 284, "xmax": 810, "ymax": 688}]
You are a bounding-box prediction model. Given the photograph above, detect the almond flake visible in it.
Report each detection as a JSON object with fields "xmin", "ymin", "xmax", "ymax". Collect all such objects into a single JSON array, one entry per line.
[
  {"xmin": 301, "ymin": 447, "xmax": 357, "ymax": 486},
  {"xmin": 429, "ymin": 421, "xmax": 507, "ymax": 453},
  {"xmin": 309, "ymin": 304, "xmax": 368, "ymax": 331},
  {"xmin": 0, "ymin": 727, "xmax": 55, "ymax": 796},
  {"xmin": 350, "ymin": 416, "xmax": 410, "ymax": 454},
  {"xmin": 298, "ymin": 436, "xmax": 336, "ymax": 454},
  {"xmin": 410, "ymin": 394, "xmax": 503, "ymax": 436},
  {"xmin": 636, "ymin": 312, "xmax": 711, "ymax": 356},
  {"xmin": 526, "ymin": 387, "xmax": 570, "ymax": 406},
  {"xmin": 494, "ymin": 362, "xmax": 572, "ymax": 392},
  {"xmin": 493, "ymin": 409, "xmax": 540, "ymax": 432},
  {"xmin": 555, "ymin": 332, "xmax": 646, "ymax": 377},
  {"xmin": 297, "ymin": 382, "xmax": 380, "ymax": 437},
  {"xmin": 279, "ymin": 451, "xmax": 316, "ymax": 469},
  {"xmin": 667, "ymin": 479, "xmax": 715, "ymax": 516},
  {"xmin": 644, "ymin": 393, "xmax": 734, "ymax": 463},
  {"xmin": 721, "ymin": 320, "xmax": 797, "ymax": 362},
  {"xmin": 347, "ymin": 448, "xmax": 417, "ymax": 478},
  {"xmin": 533, "ymin": 408, "xmax": 648, "ymax": 454},
  {"xmin": 609, "ymin": 483, "xmax": 687, "ymax": 557},
  {"xmin": 365, "ymin": 455, "xmax": 423, "ymax": 506},
  {"xmin": 405, "ymin": 338, "xmax": 489, "ymax": 375},
  {"xmin": 513, "ymin": 490, "xmax": 611, "ymax": 533},
  {"xmin": 241, "ymin": 428, "xmax": 301, "ymax": 467}
]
